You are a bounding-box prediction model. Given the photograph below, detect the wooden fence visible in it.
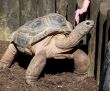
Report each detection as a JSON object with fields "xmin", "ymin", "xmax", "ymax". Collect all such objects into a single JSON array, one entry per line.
[
  {"xmin": 0, "ymin": 0, "xmax": 110, "ymax": 86},
  {"xmin": 0, "ymin": 0, "xmax": 76, "ymax": 40}
]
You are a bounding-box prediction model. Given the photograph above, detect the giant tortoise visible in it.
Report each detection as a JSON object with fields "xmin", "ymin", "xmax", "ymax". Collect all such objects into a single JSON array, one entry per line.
[{"xmin": 0, "ymin": 13, "xmax": 94, "ymax": 86}]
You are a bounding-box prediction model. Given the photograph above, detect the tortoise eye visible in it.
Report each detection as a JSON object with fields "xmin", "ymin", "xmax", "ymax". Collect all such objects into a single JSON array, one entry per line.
[{"xmin": 86, "ymin": 22, "xmax": 90, "ymax": 25}]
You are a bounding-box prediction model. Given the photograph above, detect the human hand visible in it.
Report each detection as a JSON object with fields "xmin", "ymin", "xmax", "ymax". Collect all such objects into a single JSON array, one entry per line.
[
  {"xmin": 75, "ymin": 8, "xmax": 87, "ymax": 24},
  {"xmin": 75, "ymin": 0, "xmax": 90, "ymax": 24}
]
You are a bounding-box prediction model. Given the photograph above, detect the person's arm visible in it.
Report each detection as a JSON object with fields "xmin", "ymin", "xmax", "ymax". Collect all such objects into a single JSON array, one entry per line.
[{"xmin": 75, "ymin": 0, "xmax": 91, "ymax": 24}]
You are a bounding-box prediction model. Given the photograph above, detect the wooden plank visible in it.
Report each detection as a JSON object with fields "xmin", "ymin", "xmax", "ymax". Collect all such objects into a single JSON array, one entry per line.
[
  {"xmin": 77, "ymin": 0, "xmax": 83, "ymax": 8},
  {"xmin": 96, "ymin": 1, "xmax": 110, "ymax": 85},
  {"xmin": 76, "ymin": 0, "xmax": 88, "ymax": 45},
  {"xmin": 67, "ymin": 0, "xmax": 77, "ymax": 26},
  {"xmin": 56, "ymin": 0, "xmax": 60, "ymax": 13},
  {"xmin": 0, "ymin": 0, "xmax": 19, "ymax": 40},
  {"xmin": 44, "ymin": 0, "xmax": 55, "ymax": 14},
  {"xmin": 36, "ymin": 0, "xmax": 45, "ymax": 17},
  {"xmin": 99, "ymin": 41, "xmax": 110, "ymax": 91},
  {"xmin": 37, "ymin": 0, "xmax": 55, "ymax": 17},
  {"xmin": 56, "ymin": 0, "xmax": 68, "ymax": 17},
  {"xmin": 99, "ymin": 10, "xmax": 110, "ymax": 91},
  {"xmin": 19, "ymin": 0, "xmax": 37, "ymax": 25},
  {"xmin": 97, "ymin": 11, "xmax": 106, "ymax": 85},
  {"xmin": 88, "ymin": 0, "xmax": 102, "ymax": 77},
  {"xmin": 0, "ymin": 0, "xmax": 3, "ymax": 16},
  {"xmin": 104, "ymin": 9, "xmax": 110, "ymax": 51},
  {"xmin": 105, "ymin": 9, "xmax": 110, "ymax": 48}
]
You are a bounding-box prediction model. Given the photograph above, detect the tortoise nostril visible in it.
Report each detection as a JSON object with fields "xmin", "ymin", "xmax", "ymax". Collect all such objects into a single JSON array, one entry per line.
[{"xmin": 86, "ymin": 22, "xmax": 90, "ymax": 25}]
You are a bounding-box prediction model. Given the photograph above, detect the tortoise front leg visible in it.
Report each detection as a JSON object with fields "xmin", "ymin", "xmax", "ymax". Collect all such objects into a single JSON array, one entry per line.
[
  {"xmin": 0, "ymin": 43, "xmax": 17, "ymax": 70},
  {"xmin": 71, "ymin": 49, "xmax": 90, "ymax": 80},
  {"xmin": 25, "ymin": 51, "xmax": 46, "ymax": 86}
]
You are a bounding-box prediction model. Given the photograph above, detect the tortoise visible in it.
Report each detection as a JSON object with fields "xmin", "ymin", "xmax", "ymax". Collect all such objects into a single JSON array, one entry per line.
[
  {"xmin": 0, "ymin": 13, "xmax": 94, "ymax": 86},
  {"xmin": 9, "ymin": 13, "xmax": 73, "ymax": 52}
]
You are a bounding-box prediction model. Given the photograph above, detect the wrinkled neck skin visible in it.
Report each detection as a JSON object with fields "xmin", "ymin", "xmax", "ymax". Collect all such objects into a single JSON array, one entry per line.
[{"xmin": 55, "ymin": 25, "xmax": 92, "ymax": 49}]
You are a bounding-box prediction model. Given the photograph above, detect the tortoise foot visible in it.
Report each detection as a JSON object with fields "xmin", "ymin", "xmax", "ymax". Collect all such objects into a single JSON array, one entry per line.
[
  {"xmin": 26, "ymin": 79, "xmax": 36, "ymax": 87},
  {"xmin": 25, "ymin": 76, "xmax": 37, "ymax": 87},
  {"xmin": 73, "ymin": 73, "xmax": 88, "ymax": 82},
  {"xmin": 0, "ymin": 61, "xmax": 10, "ymax": 70}
]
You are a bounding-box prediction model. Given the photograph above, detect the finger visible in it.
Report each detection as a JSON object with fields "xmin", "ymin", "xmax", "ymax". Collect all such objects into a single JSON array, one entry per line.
[
  {"xmin": 76, "ymin": 17, "xmax": 79, "ymax": 24},
  {"xmin": 75, "ymin": 10, "xmax": 80, "ymax": 24},
  {"xmin": 79, "ymin": 9, "xmax": 85, "ymax": 14},
  {"xmin": 75, "ymin": 9, "xmax": 80, "ymax": 19}
]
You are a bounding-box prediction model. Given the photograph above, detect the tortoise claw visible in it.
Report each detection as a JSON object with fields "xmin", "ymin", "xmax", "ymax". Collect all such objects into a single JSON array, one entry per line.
[
  {"xmin": 0, "ymin": 61, "xmax": 10, "ymax": 70},
  {"xmin": 26, "ymin": 79, "xmax": 36, "ymax": 87},
  {"xmin": 25, "ymin": 76, "xmax": 37, "ymax": 87},
  {"xmin": 73, "ymin": 73, "xmax": 88, "ymax": 82}
]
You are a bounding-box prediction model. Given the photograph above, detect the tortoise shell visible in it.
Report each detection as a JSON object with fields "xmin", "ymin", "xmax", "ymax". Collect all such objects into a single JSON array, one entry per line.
[{"xmin": 9, "ymin": 13, "xmax": 73, "ymax": 48}]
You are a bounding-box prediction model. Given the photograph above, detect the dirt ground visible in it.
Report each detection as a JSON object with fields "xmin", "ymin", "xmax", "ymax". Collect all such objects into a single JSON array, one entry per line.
[{"xmin": 0, "ymin": 40, "xmax": 98, "ymax": 91}]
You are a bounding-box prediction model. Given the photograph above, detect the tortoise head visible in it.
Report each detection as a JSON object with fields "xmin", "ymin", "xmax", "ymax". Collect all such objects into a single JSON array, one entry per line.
[
  {"xmin": 55, "ymin": 20, "xmax": 94, "ymax": 49},
  {"xmin": 75, "ymin": 20, "xmax": 94, "ymax": 35}
]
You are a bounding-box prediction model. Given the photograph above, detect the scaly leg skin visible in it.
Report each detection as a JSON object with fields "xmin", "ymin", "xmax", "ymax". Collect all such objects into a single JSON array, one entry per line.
[
  {"xmin": 25, "ymin": 51, "xmax": 46, "ymax": 87},
  {"xmin": 71, "ymin": 49, "xmax": 90, "ymax": 81},
  {"xmin": 0, "ymin": 43, "xmax": 17, "ymax": 70}
]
